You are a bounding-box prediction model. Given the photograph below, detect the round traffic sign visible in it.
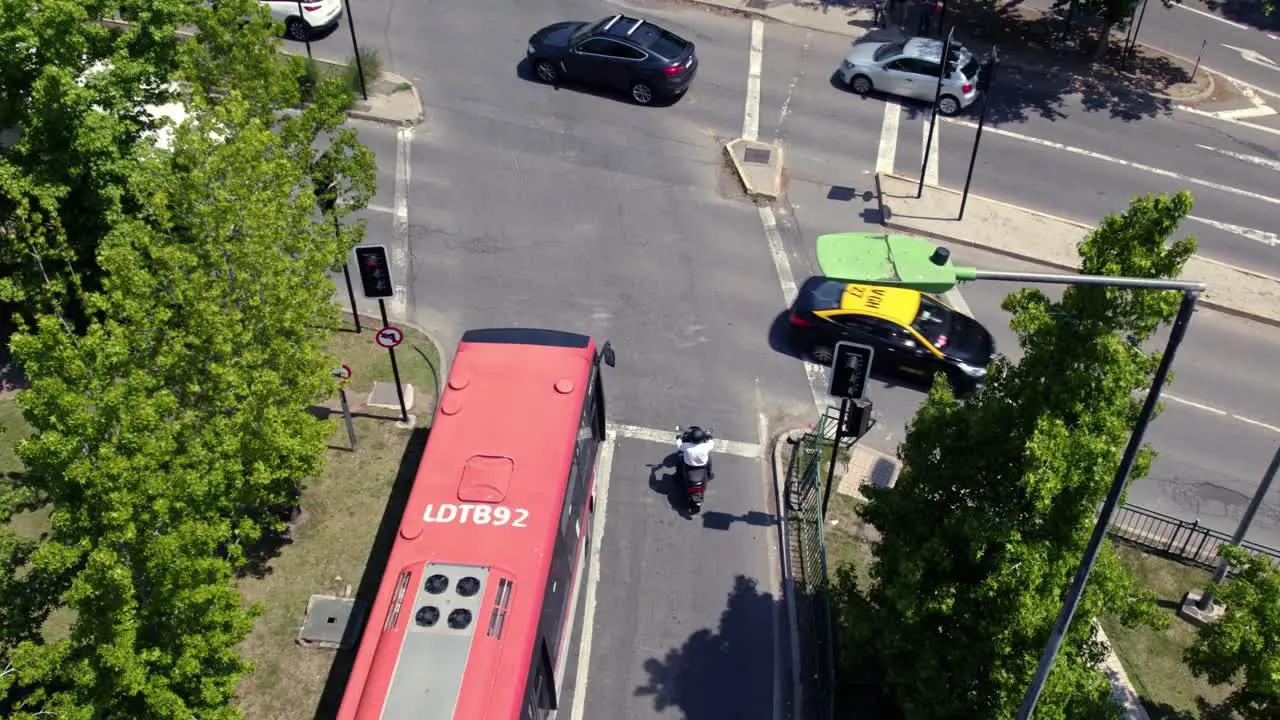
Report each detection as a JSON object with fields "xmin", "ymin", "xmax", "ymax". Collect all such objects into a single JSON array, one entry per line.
[
  {"xmin": 332, "ymin": 364, "xmax": 353, "ymax": 384},
  {"xmin": 375, "ymin": 326, "xmax": 404, "ymax": 349}
]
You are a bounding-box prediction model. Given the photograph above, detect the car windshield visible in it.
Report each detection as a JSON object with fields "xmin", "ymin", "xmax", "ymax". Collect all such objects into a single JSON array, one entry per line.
[
  {"xmin": 873, "ymin": 41, "xmax": 905, "ymax": 61},
  {"xmin": 570, "ymin": 19, "xmax": 604, "ymax": 44},
  {"xmin": 911, "ymin": 295, "xmax": 955, "ymax": 349}
]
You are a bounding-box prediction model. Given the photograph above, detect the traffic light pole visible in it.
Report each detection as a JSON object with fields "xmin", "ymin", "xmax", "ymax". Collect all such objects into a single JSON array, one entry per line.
[
  {"xmin": 336, "ymin": 215, "xmax": 361, "ymax": 333},
  {"xmin": 1197, "ymin": 442, "xmax": 1280, "ymax": 610},
  {"xmin": 378, "ymin": 299, "xmax": 409, "ymax": 423},
  {"xmin": 917, "ymin": 26, "xmax": 954, "ymax": 199},
  {"xmin": 823, "ymin": 398, "xmax": 851, "ymax": 519},
  {"xmin": 959, "ymin": 47, "xmax": 999, "ymax": 220}
]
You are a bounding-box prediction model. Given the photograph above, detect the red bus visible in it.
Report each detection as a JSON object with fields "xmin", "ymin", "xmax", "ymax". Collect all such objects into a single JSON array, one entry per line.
[{"xmin": 336, "ymin": 327, "xmax": 616, "ymax": 720}]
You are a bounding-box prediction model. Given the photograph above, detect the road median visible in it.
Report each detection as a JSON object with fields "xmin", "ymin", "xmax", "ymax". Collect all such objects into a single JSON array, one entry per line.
[{"xmin": 875, "ymin": 172, "xmax": 1280, "ymax": 328}]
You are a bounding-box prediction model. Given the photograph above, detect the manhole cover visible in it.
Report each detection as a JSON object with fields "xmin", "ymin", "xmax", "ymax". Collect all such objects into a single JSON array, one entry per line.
[
  {"xmin": 743, "ymin": 147, "xmax": 772, "ymax": 165},
  {"xmin": 745, "ymin": 0, "xmax": 770, "ymax": 8},
  {"xmin": 298, "ymin": 595, "xmax": 366, "ymax": 650}
]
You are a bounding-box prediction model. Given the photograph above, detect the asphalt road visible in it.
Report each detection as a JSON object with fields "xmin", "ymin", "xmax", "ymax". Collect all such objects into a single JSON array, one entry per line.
[{"xmin": 323, "ymin": 0, "xmax": 1280, "ymax": 714}]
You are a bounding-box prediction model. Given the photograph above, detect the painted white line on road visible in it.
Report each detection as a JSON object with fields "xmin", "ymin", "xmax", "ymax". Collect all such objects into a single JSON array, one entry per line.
[
  {"xmin": 1217, "ymin": 105, "xmax": 1279, "ymax": 119},
  {"xmin": 1166, "ymin": 393, "xmax": 1228, "ymax": 415},
  {"xmin": 876, "ymin": 102, "xmax": 900, "ymax": 175},
  {"xmin": 1221, "ymin": 44, "xmax": 1280, "ymax": 72},
  {"xmin": 1233, "ymin": 415, "xmax": 1280, "ymax": 433},
  {"xmin": 758, "ymin": 205, "xmax": 830, "ymax": 413},
  {"xmin": 366, "ymin": 203, "xmax": 396, "ymax": 214},
  {"xmin": 1178, "ymin": 104, "xmax": 1280, "ymax": 136},
  {"xmin": 923, "ymin": 118, "xmax": 940, "ymax": 186},
  {"xmin": 1175, "ymin": 2, "xmax": 1250, "ymax": 29},
  {"xmin": 1195, "ymin": 143, "xmax": 1280, "ymax": 172},
  {"xmin": 944, "ymin": 287, "xmax": 973, "ymax": 316},
  {"xmin": 743, "ymin": 20, "xmax": 764, "ymax": 142},
  {"xmin": 607, "ymin": 423, "xmax": 763, "ymax": 458},
  {"xmin": 945, "ymin": 118, "xmax": 1280, "ymax": 207},
  {"xmin": 568, "ymin": 429, "xmax": 617, "ymax": 720},
  {"xmin": 391, "ymin": 127, "xmax": 412, "ymax": 320},
  {"xmin": 773, "ymin": 30, "xmax": 812, "ymax": 146},
  {"xmin": 1187, "ymin": 215, "xmax": 1280, "ymax": 246}
]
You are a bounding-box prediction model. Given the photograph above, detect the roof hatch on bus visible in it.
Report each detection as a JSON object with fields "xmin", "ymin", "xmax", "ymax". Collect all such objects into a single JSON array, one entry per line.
[{"xmin": 458, "ymin": 455, "xmax": 514, "ymax": 503}]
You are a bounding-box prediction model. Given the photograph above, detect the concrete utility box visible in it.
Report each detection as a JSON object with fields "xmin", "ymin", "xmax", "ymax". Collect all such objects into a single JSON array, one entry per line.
[{"xmin": 297, "ymin": 595, "xmax": 366, "ymax": 650}]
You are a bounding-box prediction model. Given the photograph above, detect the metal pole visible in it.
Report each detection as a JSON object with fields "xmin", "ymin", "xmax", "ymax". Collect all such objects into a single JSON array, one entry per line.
[
  {"xmin": 1124, "ymin": 0, "xmax": 1150, "ymax": 69},
  {"xmin": 969, "ymin": 269, "xmax": 1205, "ymax": 292},
  {"xmin": 343, "ymin": 0, "xmax": 368, "ymax": 100},
  {"xmin": 917, "ymin": 27, "xmax": 954, "ymax": 199},
  {"xmin": 1197, "ymin": 442, "xmax": 1280, "ymax": 609},
  {"xmin": 1191, "ymin": 39, "xmax": 1207, "ymax": 81},
  {"xmin": 338, "ymin": 387, "xmax": 357, "ymax": 450},
  {"xmin": 378, "ymin": 299, "xmax": 409, "ymax": 422},
  {"xmin": 822, "ymin": 398, "xmax": 850, "ymax": 519},
  {"xmin": 295, "ymin": 0, "xmax": 313, "ymax": 58},
  {"xmin": 336, "ymin": 215, "xmax": 361, "ymax": 333},
  {"xmin": 960, "ymin": 49, "xmax": 998, "ymax": 220},
  {"xmin": 1016, "ymin": 289, "xmax": 1200, "ymax": 720}
]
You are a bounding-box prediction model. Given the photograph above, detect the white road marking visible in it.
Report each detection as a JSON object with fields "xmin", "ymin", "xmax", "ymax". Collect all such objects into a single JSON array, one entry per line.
[
  {"xmin": 1166, "ymin": 393, "xmax": 1228, "ymax": 415},
  {"xmin": 1233, "ymin": 415, "xmax": 1280, "ymax": 433},
  {"xmin": 773, "ymin": 30, "xmax": 811, "ymax": 146},
  {"xmin": 743, "ymin": 20, "xmax": 764, "ymax": 142},
  {"xmin": 875, "ymin": 102, "xmax": 901, "ymax": 175},
  {"xmin": 1178, "ymin": 104, "xmax": 1280, "ymax": 136},
  {"xmin": 366, "ymin": 203, "xmax": 396, "ymax": 214},
  {"xmin": 1194, "ymin": 143, "xmax": 1280, "ymax": 172},
  {"xmin": 1186, "ymin": 215, "xmax": 1280, "ymax": 246},
  {"xmin": 758, "ymin": 205, "xmax": 830, "ymax": 413},
  {"xmin": 1221, "ymin": 43, "xmax": 1280, "ymax": 72},
  {"xmin": 944, "ymin": 287, "xmax": 973, "ymax": 316},
  {"xmin": 922, "ymin": 118, "xmax": 940, "ymax": 186},
  {"xmin": 568, "ymin": 429, "xmax": 616, "ymax": 720},
  {"xmin": 391, "ymin": 127, "xmax": 412, "ymax": 320},
  {"xmin": 1175, "ymin": 2, "xmax": 1250, "ymax": 29},
  {"xmin": 606, "ymin": 423, "xmax": 763, "ymax": 458},
  {"xmin": 756, "ymin": 400, "xmax": 787, "ymax": 720},
  {"xmin": 944, "ymin": 118, "xmax": 1280, "ymax": 207}
]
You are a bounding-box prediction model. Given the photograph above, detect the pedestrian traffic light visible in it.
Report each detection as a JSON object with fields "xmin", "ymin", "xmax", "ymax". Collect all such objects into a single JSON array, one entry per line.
[
  {"xmin": 843, "ymin": 397, "xmax": 874, "ymax": 438},
  {"xmin": 353, "ymin": 245, "xmax": 395, "ymax": 299},
  {"xmin": 828, "ymin": 341, "xmax": 875, "ymax": 400}
]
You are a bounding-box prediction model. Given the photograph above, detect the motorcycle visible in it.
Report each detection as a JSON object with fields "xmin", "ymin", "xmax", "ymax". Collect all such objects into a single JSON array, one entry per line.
[{"xmin": 674, "ymin": 425, "xmax": 714, "ymax": 514}]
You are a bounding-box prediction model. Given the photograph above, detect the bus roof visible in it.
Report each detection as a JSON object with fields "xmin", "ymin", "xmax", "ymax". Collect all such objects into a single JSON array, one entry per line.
[{"xmin": 339, "ymin": 329, "xmax": 597, "ymax": 720}]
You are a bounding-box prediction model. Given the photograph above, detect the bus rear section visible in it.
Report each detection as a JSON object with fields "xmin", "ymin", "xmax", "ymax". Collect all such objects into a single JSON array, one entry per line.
[{"xmin": 337, "ymin": 327, "xmax": 614, "ymax": 720}]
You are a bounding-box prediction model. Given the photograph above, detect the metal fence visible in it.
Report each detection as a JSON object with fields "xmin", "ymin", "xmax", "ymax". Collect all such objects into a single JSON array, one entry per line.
[
  {"xmin": 786, "ymin": 408, "xmax": 841, "ymax": 720},
  {"xmin": 1109, "ymin": 503, "xmax": 1280, "ymax": 572}
]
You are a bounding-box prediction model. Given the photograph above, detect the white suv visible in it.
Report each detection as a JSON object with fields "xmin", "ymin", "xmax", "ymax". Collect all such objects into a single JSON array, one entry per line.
[{"xmin": 259, "ymin": 0, "xmax": 342, "ymax": 41}]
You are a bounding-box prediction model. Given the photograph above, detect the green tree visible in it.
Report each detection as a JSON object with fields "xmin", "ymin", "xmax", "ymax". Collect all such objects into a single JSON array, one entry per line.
[
  {"xmin": 845, "ymin": 192, "xmax": 1197, "ymax": 719},
  {"xmin": 1184, "ymin": 546, "xmax": 1280, "ymax": 719}
]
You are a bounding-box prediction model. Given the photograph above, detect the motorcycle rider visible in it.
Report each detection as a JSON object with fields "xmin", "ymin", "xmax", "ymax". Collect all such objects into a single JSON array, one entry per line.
[{"xmin": 676, "ymin": 426, "xmax": 715, "ymax": 480}]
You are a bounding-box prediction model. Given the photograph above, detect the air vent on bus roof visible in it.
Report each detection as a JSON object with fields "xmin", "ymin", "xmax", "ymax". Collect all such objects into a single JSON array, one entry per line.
[
  {"xmin": 486, "ymin": 578, "xmax": 514, "ymax": 639},
  {"xmin": 385, "ymin": 570, "xmax": 413, "ymax": 631},
  {"xmin": 458, "ymin": 455, "xmax": 514, "ymax": 503}
]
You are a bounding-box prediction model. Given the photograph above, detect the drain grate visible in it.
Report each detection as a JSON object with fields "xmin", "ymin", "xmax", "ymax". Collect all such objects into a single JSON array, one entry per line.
[{"xmin": 743, "ymin": 147, "xmax": 772, "ymax": 165}]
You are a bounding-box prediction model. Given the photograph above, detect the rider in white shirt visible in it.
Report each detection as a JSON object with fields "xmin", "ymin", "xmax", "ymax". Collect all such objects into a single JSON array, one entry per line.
[{"xmin": 676, "ymin": 426, "xmax": 715, "ymax": 480}]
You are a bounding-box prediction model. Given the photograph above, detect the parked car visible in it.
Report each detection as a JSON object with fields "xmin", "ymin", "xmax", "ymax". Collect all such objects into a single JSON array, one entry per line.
[
  {"xmin": 789, "ymin": 276, "xmax": 996, "ymax": 395},
  {"xmin": 836, "ymin": 36, "xmax": 981, "ymax": 116},
  {"xmin": 527, "ymin": 14, "xmax": 698, "ymax": 105},
  {"xmin": 260, "ymin": 0, "xmax": 342, "ymax": 41}
]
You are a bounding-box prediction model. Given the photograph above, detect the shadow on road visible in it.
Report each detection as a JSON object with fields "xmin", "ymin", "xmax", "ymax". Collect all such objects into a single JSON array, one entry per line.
[
  {"xmin": 634, "ymin": 575, "xmax": 778, "ymax": 717},
  {"xmin": 1203, "ymin": 0, "xmax": 1280, "ymax": 32},
  {"xmin": 647, "ymin": 453, "xmax": 692, "ymax": 518},
  {"xmin": 312, "ymin": 426, "xmax": 431, "ymax": 720}
]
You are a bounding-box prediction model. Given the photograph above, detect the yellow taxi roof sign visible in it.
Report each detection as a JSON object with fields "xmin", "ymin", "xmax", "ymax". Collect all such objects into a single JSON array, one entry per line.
[{"xmin": 839, "ymin": 283, "xmax": 921, "ymax": 326}]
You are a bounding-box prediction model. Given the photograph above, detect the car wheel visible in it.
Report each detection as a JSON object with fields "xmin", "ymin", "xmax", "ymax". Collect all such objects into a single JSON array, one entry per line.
[
  {"xmin": 534, "ymin": 60, "xmax": 559, "ymax": 84},
  {"xmin": 285, "ymin": 17, "xmax": 309, "ymax": 41},
  {"xmin": 631, "ymin": 81, "xmax": 655, "ymax": 105},
  {"xmin": 811, "ymin": 344, "xmax": 834, "ymax": 364},
  {"xmin": 938, "ymin": 95, "xmax": 961, "ymax": 116},
  {"xmin": 850, "ymin": 74, "xmax": 873, "ymax": 95}
]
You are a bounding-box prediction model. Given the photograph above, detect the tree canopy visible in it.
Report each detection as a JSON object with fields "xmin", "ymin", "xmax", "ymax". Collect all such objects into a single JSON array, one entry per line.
[
  {"xmin": 1184, "ymin": 546, "xmax": 1280, "ymax": 719},
  {"xmin": 0, "ymin": 0, "xmax": 376, "ymax": 715},
  {"xmin": 835, "ymin": 192, "xmax": 1198, "ymax": 719}
]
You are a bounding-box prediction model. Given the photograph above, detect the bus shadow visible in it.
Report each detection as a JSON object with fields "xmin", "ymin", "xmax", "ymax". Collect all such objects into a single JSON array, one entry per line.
[
  {"xmin": 312, "ymin": 426, "xmax": 431, "ymax": 720},
  {"xmin": 634, "ymin": 574, "xmax": 781, "ymax": 717}
]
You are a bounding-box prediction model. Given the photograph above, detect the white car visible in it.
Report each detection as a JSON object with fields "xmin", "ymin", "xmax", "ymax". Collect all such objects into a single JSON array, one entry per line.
[
  {"xmin": 837, "ymin": 37, "xmax": 982, "ymax": 116},
  {"xmin": 260, "ymin": 0, "xmax": 342, "ymax": 41}
]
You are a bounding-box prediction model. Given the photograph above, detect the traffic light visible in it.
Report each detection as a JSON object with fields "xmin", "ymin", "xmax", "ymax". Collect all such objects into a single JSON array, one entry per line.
[
  {"xmin": 828, "ymin": 341, "xmax": 875, "ymax": 400},
  {"xmin": 353, "ymin": 245, "xmax": 395, "ymax": 299},
  {"xmin": 843, "ymin": 397, "xmax": 874, "ymax": 438}
]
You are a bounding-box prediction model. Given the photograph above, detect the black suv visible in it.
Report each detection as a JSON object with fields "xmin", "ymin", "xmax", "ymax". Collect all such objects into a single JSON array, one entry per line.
[{"xmin": 527, "ymin": 14, "xmax": 698, "ymax": 105}]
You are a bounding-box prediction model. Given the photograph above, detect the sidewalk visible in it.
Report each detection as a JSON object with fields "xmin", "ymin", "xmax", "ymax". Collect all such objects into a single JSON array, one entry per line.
[
  {"xmin": 684, "ymin": 0, "xmax": 1220, "ymax": 104},
  {"xmin": 875, "ymin": 172, "xmax": 1280, "ymax": 328}
]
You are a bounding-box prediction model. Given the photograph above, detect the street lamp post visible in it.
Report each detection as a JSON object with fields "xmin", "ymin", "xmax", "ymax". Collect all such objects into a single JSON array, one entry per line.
[
  {"xmin": 814, "ymin": 232, "xmax": 1206, "ymax": 720},
  {"xmin": 1195, "ymin": 443, "xmax": 1280, "ymax": 610}
]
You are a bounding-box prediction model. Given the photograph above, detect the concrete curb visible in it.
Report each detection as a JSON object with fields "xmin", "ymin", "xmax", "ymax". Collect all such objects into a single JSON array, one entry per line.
[
  {"xmin": 681, "ymin": 0, "xmax": 865, "ymax": 38},
  {"xmin": 873, "ymin": 174, "xmax": 1280, "ymax": 331},
  {"xmin": 772, "ymin": 428, "xmax": 809, "ymax": 720},
  {"xmin": 1095, "ymin": 621, "xmax": 1153, "ymax": 720},
  {"xmin": 724, "ymin": 138, "xmax": 785, "ymax": 201}
]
